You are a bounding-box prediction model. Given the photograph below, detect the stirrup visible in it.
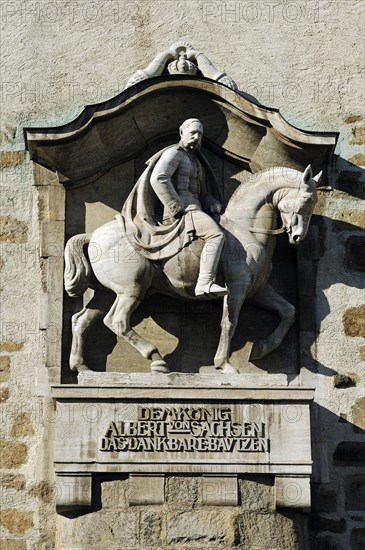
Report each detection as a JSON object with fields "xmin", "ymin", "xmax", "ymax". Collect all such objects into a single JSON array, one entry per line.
[{"xmin": 195, "ymin": 282, "xmax": 229, "ymax": 297}]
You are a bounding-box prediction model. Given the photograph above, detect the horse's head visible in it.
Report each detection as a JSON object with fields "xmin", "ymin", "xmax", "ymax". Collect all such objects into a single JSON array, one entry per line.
[{"xmin": 276, "ymin": 165, "xmax": 319, "ymax": 245}]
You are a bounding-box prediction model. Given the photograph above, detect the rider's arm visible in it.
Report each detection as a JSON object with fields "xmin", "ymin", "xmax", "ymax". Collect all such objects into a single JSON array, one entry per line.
[
  {"xmin": 151, "ymin": 148, "xmax": 184, "ymax": 217},
  {"xmin": 200, "ymin": 172, "xmax": 222, "ymax": 215}
]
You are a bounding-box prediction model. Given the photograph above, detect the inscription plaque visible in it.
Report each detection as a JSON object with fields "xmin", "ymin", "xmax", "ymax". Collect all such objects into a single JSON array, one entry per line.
[
  {"xmin": 100, "ymin": 406, "xmax": 269, "ymax": 454},
  {"xmin": 52, "ymin": 383, "xmax": 313, "ymax": 475}
]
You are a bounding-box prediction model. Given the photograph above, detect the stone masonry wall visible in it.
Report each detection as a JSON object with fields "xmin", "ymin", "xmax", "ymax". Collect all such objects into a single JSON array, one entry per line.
[
  {"xmin": 56, "ymin": 474, "xmax": 309, "ymax": 550},
  {"xmin": 1, "ymin": 1, "xmax": 364, "ymax": 549}
]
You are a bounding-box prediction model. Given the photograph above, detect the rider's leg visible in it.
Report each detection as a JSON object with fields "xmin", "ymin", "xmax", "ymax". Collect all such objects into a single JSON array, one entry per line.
[{"xmin": 190, "ymin": 211, "xmax": 228, "ymax": 297}]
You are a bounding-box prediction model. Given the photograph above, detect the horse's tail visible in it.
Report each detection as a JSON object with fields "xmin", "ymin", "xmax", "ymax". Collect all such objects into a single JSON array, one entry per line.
[{"xmin": 64, "ymin": 234, "xmax": 92, "ymax": 297}]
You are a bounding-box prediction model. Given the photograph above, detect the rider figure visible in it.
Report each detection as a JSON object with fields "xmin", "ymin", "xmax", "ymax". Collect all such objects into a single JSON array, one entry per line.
[{"xmin": 150, "ymin": 118, "xmax": 228, "ymax": 297}]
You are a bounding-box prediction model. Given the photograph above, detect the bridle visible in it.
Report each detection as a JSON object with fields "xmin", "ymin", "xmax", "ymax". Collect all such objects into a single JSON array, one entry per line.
[
  {"xmin": 248, "ymin": 225, "xmax": 286, "ymax": 235},
  {"xmin": 248, "ymin": 181, "xmax": 312, "ymax": 236}
]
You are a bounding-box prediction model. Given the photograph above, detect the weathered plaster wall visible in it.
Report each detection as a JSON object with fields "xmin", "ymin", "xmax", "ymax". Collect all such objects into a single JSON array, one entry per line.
[{"xmin": 0, "ymin": 1, "xmax": 364, "ymax": 549}]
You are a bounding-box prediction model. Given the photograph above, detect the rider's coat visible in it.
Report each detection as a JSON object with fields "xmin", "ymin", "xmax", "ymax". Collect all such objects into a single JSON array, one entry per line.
[{"xmin": 118, "ymin": 144, "xmax": 223, "ymax": 261}]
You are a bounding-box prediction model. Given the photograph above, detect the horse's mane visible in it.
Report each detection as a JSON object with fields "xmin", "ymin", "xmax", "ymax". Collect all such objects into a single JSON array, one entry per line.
[{"xmin": 225, "ymin": 166, "xmax": 315, "ymax": 215}]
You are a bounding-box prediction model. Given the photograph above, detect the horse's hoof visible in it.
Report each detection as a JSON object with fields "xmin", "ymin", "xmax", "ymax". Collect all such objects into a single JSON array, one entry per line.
[
  {"xmin": 78, "ymin": 365, "xmax": 92, "ymax": 373},
  {"xmin": 150, "ymin": 360, "xmax": 170, "ymax": 374},
  {"xmin": 220, "ymin": 364, "xmax": 239, "ymax": 374},
  {"xmin": 70, "ymin": 364, "xmax": 91, "ymax": 373},
  {"xmin": 249, "ymin": 342, "xmax": 265, "ymax": 361}
]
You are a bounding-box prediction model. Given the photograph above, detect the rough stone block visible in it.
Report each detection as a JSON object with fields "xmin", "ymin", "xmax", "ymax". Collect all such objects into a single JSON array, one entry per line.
[
  {"xmin": 167, "ymin": 510, "xmax": 236, "ymax": 545},
  {"xmin": 10, "ymin": 413, "xmax": 34, "ymax": 437},
  {"xmin": 0, "ymin": 541, "xmax": 27, "ymax": 550},
  {"xmin": 129, "ymin": 474, "xmax": 164, "ymax": 505},
  {"xmin": 239, "ymin": 475, "xmax": 274, "ymax": 511},
  {"xmin": 0, "ymin": 388, "xmax": 9, "ymax": 403},
  {"xmin": 333, "ymin": 373, "xmax": 357, "ymax": 388},
  {"xmin": 237, "ymin": 511, "xmax": 309, "ymax": 549},
  {"xmin": 73, "ymin": 511, "xmax": 138, "ymax": 548},
  {"xmin": 0, "ymin": 509, "xmax": 33, "ymax": 535},
  {"xmin": 349, "ymin": 153, "xmax": 365, "ymax": 166},
  {"xmin": 101, "ymin": 478, "xmax": 128, "ymax": 509},
  {"xmin": 350, "ymin": 126, "xmax": 365, "ymax": 145},
  {"xmin": 344, "ymin": 475, "xmax": 365, "ymax": 511},
  {"xmin": 333, "ymin": 208, "xmax": 365, "ymax": 230},
  {"xmin": 0, "ymin": 151, "xmax": 25, "ymax": 168},
  {"xmin": 0, "ymin": 441, "xmax": 27, "ymax": 468},
  {"xmin": 352, "ymin": 397, "xmax": 365, "ymax": 431},
  {"xmin": 28, "ymin": 481, "xmax": 55, "ymax": 503},
  {"xmin": 0, "ymin": 474, "xmax": 25, "ymax": 492},
  {"xmin": 0, "ymin": 342, "xmax": 23, "ymax": 353},
  {"xmin": 0, "ymin": 356, "xmax": 10, "ymax": 383},
  {"xmin": 202, "ymin": 476, "xmax": 238, "ymax": 506},
  {"xmin": 140, "ymin": 511, "xmax": 161, "ymax": 547},
  {"xmin": 0, "ymin": 216, "xmax": 27, "ymax": 243},
  {"xmin": 342, "ymin": 305, "xmax": 365, "ymax": 337},
  {"xmin": 167, "ymin": 476, "xmax": 199, "ymax": 506}
]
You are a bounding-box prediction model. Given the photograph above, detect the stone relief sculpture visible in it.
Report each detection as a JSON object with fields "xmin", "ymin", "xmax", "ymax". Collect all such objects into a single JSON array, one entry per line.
[
  {"xmin": 124, "ymin": 41, "xmax": 238, "ymax": 91},
  {"xmin": 64, "ymin": 119, "xmax": 320, "ymax": 375}
]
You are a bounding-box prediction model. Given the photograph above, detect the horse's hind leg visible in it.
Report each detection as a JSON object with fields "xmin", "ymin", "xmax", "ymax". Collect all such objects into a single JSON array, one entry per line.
[
  {"xmin": 249, "ymin": 284, "xmax": 295, "ymax": 360},
  {"xmin": 103, "ymin": 294, "xmax": 169, "ymax": 373},
  {"xmin": 70, "ymin": 290, "xmax": 113, "ymax": 372}
]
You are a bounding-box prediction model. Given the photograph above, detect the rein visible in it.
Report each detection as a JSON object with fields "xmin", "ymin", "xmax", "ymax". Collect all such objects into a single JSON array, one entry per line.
[{"xmin": 248, "ymin": 225, "xmax": 286, "ymax": 235}]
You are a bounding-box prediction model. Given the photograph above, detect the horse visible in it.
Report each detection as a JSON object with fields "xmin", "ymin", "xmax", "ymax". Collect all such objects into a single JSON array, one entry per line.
[{"xmin": 64, "ymin": 164, "xmax": 319, "ymax": 375}]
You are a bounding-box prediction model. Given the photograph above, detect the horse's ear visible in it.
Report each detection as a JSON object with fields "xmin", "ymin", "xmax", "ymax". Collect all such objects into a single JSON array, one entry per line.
[
  {"xmin": 302, "ymin": 165, "xmax": 313, "ymax": 184},
  {"xmin": 313, "ymin": 171, "xmax": 323, "ymax": 184}
]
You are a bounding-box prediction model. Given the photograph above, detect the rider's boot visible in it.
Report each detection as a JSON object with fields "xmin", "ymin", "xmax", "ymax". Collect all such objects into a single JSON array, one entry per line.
[{"xmin": 195, "ymin": 236, "xmax": 228, "ymax": 297}]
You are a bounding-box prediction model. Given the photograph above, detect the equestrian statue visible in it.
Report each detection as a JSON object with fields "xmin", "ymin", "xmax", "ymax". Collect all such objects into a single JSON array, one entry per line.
[{"xmin": 64, "ymin": 118, "xmax": 320, "ymax": 374}]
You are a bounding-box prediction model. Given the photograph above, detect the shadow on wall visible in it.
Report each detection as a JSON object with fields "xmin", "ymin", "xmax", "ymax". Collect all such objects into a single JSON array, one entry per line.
[
  {"xmin": 296, "ymin": 158, "xmax": 365, "ymax": 378},
  {"xmin": 309, "ymin": 404, "xmax": 365, "ymax": 550},
  {"xmin": 61, "ymin": 158, "xmax": 364, "ymax": 383},
  {"xmin": 56, "ymin": 407, "xmax": 365, "ymax": 549}
]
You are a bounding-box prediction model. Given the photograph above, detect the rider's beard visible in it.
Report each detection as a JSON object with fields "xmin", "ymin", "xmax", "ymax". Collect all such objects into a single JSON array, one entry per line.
[
  {"xmin": 180, "ymin": 136, "xmax": 202, "ymax": 151},
  {"xmin": 186, "ymin": 140, "xmax": 201, "ymax": 151}
]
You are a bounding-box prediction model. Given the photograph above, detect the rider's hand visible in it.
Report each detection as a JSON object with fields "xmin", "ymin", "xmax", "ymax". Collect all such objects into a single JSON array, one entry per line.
[
  {"xmin": 210, "ymin": 202, "xmax": 222, "ymax": 215},
  {"xmin": 166, "ymin": 199, "xmax": 184, "ymax": 218},
  {"xmin": 202, "ymin": 195, "xmax": 222, "ymax": 215},
  {"xmin": 218, "ymin": 75, "xmax": 238, "ymax": 91}
]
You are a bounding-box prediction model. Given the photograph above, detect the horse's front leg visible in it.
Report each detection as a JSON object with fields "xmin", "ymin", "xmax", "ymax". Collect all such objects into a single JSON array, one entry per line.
[
  {"xmin": 214, "ymin": 281, "xmax": 249, "ymax": 374},
  {"xmin": 103, "ymin": 293, "xmax": 169, "ymax": 373},
  {"xmin": 249, "ymin": 283, "xmax": 295, "ymax": 360}
]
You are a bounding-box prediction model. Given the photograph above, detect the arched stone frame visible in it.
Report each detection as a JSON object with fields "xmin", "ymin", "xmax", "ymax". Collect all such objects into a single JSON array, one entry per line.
[{"xmin": 24, "ymin": 75, "xmax": 338, "ymax": 385}]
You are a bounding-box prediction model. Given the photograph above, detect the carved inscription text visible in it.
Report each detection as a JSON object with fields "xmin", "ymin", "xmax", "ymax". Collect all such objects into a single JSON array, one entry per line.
[{"xmin": 100, "ymin": 406, "xmax": 270, "ymax": 453}]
